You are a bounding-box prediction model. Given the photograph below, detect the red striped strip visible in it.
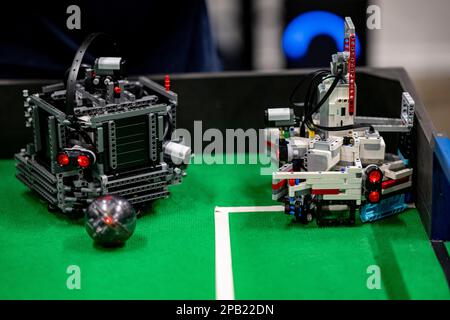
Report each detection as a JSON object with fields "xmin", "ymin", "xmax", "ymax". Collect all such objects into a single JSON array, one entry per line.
[
  {"xmin": 311, "ymin": 189, "xmax": 340, "ymax": 195},
  {"xmin": 272, "ymin": 179, "xmax": 286, "ymax": 191},
  {"xmin": 381, "ymin": 176, "xmax": 410, "ymax": 189}
]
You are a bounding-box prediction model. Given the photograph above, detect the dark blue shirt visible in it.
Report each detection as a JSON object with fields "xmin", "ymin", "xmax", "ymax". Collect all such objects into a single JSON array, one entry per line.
[{"xmin": 0, "ymin": 1, "xmax": 221, "ymax": 79}]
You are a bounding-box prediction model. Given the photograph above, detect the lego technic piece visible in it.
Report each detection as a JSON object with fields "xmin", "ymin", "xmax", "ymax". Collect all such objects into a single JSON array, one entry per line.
[
  {"xmin": 15, "ymin": 33, "xmax": 190, "ymax": 219},
  {"xmin": 360, "ymin": 193, "xmax": 408, "ymax": 223},
  {"xmin": 263, "ymin": 17, "xmax": 415, "ymax": 226}
]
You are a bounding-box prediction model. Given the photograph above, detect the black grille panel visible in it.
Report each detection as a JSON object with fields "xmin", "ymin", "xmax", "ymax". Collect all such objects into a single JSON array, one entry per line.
[{"xmin": 113, "ymin": 115, "xmax": 150, "ymax": 171}]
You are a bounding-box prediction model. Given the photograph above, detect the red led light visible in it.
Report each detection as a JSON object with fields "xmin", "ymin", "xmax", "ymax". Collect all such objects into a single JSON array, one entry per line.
[
  {"xmin": 57, "ymin": 153, "xmax": 70, "ymax": 166},
  {"xmin": 164, "ymin": 75, "xmax": 170, "ymax": 92},
  {"xmin": 103, "ymin": 216, "xmax": 113, "ymax": 225},
  {"xmin": 77, "ymin": 155, "xmax": 90, "ymax": 168},
  {"xmin": 368, "ymin": 191, "xmax": 380, "ymax": 203},
  {"xmin": 368, "ymin": 170, "xmax": 381, "ymax": 184},
  {"xmin": 114, "ymin": 86, "xmax": 121, "ymax": 94}
]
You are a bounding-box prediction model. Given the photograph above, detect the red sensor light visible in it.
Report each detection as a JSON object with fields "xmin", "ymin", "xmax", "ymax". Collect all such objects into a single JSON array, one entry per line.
[
  {"xmin": 57, "ymin": 153, "xmax": 70, "ymax": 166},
  {"xmin": 368, "ymin": 170, "xmax": 381, "ymax": 184},
  {"xmin": 77, "ymin": 155, "xmax": 90, "ymax": 168},
  {"xmin": 368, "ymin": 191, "xmax": 380, "ymax": 203},
  {"xmin": 114, "ymin": 86, "xmax": 121, "ymax": 94},
  {"xmin": 103, "ymin": 216, "xmax": 114, "ymax": 225}
]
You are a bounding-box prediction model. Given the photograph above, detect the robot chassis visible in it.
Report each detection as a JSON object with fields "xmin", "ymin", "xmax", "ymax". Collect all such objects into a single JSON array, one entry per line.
[
  {"xmin": 15, "ymin": 33, "xmax": 191, "ymax": 216},
  {"xmin": 264, "ymin": 18, "xmax": 415, "ymax": 226}
]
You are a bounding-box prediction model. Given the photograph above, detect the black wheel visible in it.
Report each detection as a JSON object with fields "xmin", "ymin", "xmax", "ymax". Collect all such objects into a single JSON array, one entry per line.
[
  {"xmin": 347, "ymin": 201, "xmax": 356, "ymax": 225},
  {"xmin": 302, "ymin": 211, "xmax": 315, "ymax": 224},
  {"xmin": 302, "ymin": 195, "xmax": 315, "ymax": 224},
  {"xmin": 284, "ymin": 198, "xmax": 291, "ymax": 215}
]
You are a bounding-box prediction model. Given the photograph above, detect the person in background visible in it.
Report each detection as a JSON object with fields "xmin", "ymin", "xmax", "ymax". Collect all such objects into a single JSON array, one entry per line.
[{"xmin": 0, "ymin": 1, "xmax": 221, "ymax": 79}]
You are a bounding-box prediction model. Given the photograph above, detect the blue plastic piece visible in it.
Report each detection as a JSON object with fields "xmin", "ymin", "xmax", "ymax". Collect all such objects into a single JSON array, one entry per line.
[
  {"xmin": 360, "ymin": 194, "xmax": 408, "ymax": 223},
  {"xmin": 282, "ymin": 11, "xmax": 361, "ymax": 60},
  {"xmin": 397, "ymin": 149, "xmax": 409, "ymax": 166},
  {"xmin": 431, "ymin": 135, "xmax": 450, "ymax": 240}
]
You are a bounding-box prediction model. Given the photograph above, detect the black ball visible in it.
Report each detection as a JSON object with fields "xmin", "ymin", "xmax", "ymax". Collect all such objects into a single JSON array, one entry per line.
[{"xmin": 85, "ymin": 195, "xmax": 137, "ymax": 246}]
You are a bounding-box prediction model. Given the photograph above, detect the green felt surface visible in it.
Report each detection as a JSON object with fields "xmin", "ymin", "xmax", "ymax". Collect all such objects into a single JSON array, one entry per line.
[
  {"xmin": 230, "ymin": 210, "xmax": 450, "ymax": 299},
  {"xmin": 0, "ymin": 158, "xmax": 448, "ymax": 299}
]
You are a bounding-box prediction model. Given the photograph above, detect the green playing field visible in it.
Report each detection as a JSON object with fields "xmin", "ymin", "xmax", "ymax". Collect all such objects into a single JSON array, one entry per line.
[{"xmin": 0, "ymin": 158, "xmax": 448, "ymax": 299}]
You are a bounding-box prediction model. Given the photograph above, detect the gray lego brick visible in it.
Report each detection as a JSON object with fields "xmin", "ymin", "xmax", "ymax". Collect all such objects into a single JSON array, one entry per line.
[
  {"xmin": 88, "ymin": 103, "xmax": 167, "ymax": 124},
  {"xmin": 110, "ymin": 181, "xmax": 167, "ymax": 197},
  {"xmin": 15, "ymin": 153, "xmax": 57, "ymax": 184},
  {"xmin": 29, "ymin": 95, "xmax": 66, "ymax": 120},
  {"xmin": 138, "ymin": 76, "xmax": 178, "ymax": 103},
  {"xmin": 105, "ymin": 169, "xmax": 169, "ymax": 189},
  {"xmin": 127, "ymin": 190, "xmax": 169, "ymax": 205}
]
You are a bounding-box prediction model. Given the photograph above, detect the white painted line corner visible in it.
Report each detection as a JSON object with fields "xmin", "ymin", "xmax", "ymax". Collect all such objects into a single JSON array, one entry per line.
[{"xmin": 214, "ymin": 205, "xmax": 284, "ymax": 300}]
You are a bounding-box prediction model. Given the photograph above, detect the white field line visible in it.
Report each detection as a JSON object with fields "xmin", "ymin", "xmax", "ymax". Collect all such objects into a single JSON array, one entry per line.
[{"xmin": 214, "ymin": 205, "xmax": 284, "ymax": 300}]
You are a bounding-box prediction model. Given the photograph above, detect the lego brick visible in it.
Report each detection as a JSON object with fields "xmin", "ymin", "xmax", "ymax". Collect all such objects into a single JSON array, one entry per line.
[
  {"xmin": 273, "ymin": 171, "xmax": 349, "ymax": 180},
  {"xmin": 88, "ymin": 102, "xmax": 167, "ymax": 124},
  {"xmin": 382, "ymin": 180, "xmax": 412, "ymax": 195},
  {"xmin": 139, "ymin": 76, "xmax": 178, "ymax": 103},
  {"xmin": 323, "ymin": 194, "xmax": 361, "ymax": 201},
  {"xmin": 107, "ymin": 121, "xmax": 117, "ymax": 169},
  {"xmin": 384, "ymin": 168, "xmax": 413, "ymax": 180},
  {"xmin": 149, "ymin": 113, "xmax": 158, "ymax": 161},
  {"xmin": 29, "ymin": 95, "xmax": 66, "ymax": 121}
]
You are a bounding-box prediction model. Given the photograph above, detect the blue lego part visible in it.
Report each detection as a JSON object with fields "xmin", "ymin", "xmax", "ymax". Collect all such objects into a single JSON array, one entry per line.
[
  {"xmin": 397, "ymin": 149, "xmax": 409, "ymax": 166},
  {"xmin": 360, "ymin": 194, "xmax": 408, "ymax": 223},
  {"xmin": 295, "ymin": 179, "xmax": 300, "ymax": 185},
  {"xmin": 431, "ymin": 135, "xmax": 450, "ymax": 240},
  {"xmin": 289, "ymin": 211, "xmax": 295, "ymax": 216}
]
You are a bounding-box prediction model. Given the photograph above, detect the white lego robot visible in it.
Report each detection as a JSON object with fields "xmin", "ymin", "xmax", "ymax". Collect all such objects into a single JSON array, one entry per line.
[{"xmin": 264, "ymin": 17, "xmax": 415, "ymax": 225}]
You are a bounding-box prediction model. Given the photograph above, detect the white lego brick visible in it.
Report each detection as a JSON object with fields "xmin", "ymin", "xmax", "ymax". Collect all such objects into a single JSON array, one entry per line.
[
  {"xmin": 347, "ymin": 166, "xmax": 363, "ymax": 174},
  {"xmin": 305, "ymin": 177, "xmax": 346, "ymax": 184},
  {"xmin": 346, "ymin": 178, "xmax": 362, "ymax": 184},
  {"xmin": 359, "ymin": 135, "xmax": 386, "ymax": 162},
  {"xmin": 323, "ymin": 194, "xmax": 361, "ymax": 201},
  {"xmin": 311, "ymin": 182, "xmax": 360, "ymax": 189},
  {"xmin": 340, "ymin": 145, "xmax": 358, "ymax": 163},
  {"xmin": 380, "ymin": 160, "xmax": 405, "ymax": 172},
  {"xmin": 306, "ymin": 148, "xmax": 340, "ymax": 171},
  {"xmin": 384, "ymin": 168, "xmax": 413, "ymax": 180},
  {"xmin": 267, "ymin": 108, "xmax": 291, "ymax": 121},
  {"xmin": 273, "ymin": 171, "xmax": 348, "ymax": 180},
  {"xmin": 344, "ymin": 188, "xmax": 362, "ymax": 195},
  {"xmin": 288, "ymin": 183, "xmax": 310, "ymax": 197}
]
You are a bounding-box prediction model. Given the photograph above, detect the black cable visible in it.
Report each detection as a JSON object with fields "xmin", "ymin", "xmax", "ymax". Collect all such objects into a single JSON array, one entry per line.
[
  {"xmin": 314, "ymin": 123, "xmax": 373, "ymax": 131},
  {"xmin": 298, "ymin": 71, "xmax": 331, "ymax": 135},
  {"xmin": 302, "ymin": 73, "xmax": 340, "ymax": 132},
  {"xmin": 289, "ymin": 70, "xmax": 329, "ymax": 107},
  {"xmin": 289, "ymin": 68, "xmax": 378, "ymax": 136}
]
